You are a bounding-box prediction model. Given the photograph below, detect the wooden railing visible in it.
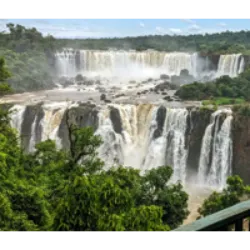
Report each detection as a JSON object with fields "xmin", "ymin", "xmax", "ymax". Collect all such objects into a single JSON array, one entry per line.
[{"xmin": 174, "ymin": 200, "xmax": 250, "ymax": 231}]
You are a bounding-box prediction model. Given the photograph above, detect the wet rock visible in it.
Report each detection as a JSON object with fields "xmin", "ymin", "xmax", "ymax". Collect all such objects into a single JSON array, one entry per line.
[
  {"xmin": 104, "ymin": 99, "xmax": 112, "ymax": 103},
  {"xmin": 100, "ymin": 94, "xmax": 106, "ymax": 101},
  {"xmin": 153, "ymin": 106, "xmax": 166, "ymax": 139},
  {"xmin": 160, "ymin": 74, "xmax": 170, "ymax": 80},
  {"xmin": 75, "ymin": 74, "xmax": 86, "ymax": 82},
  {"xmin": 115, "ymin": 93, "xmax": 126, "ymax": 98},
  {"xmin": 58, "ymin": 77, "xmax": 74, "ymax": 88},
  {"xmin": 110, "ymin": 107, "xmax": 123, "ymax": 134},
  {"xmin": 163, "ymin": 95, "xmax": 172, "ymax": 101},
  {"xmin": 96, "ymin": 87, "xmax": 106, "ymax": 93},
  {"xmin": 154, "ymin": 82, "xmax": 170, "ymax": 91}
]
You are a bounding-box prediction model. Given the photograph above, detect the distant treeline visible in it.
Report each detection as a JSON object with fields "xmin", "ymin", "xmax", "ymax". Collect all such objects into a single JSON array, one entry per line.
[
  {"xmin": 55, "ymin": 30, "xmax": 250, "ymax": 55},
  {"xmin": 1, "ymin": 23, "xmax": 250, "ymax": 93}
]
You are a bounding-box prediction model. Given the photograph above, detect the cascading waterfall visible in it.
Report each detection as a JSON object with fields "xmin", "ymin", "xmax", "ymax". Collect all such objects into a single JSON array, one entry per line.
[
  {"xmin": 217, "ymin": 54, "xmax": 244, "ymax": 78},
  {"xmin": 9, "ymin": 105, "xmax": 26, "ymax": 142},
  {"xmin": 198, "ymin": 109, "xmax": 233, "ymax": 189},
  {"xmin": 39, "ymin": 102, "xmax": 75, "ymax": 149},
  {"xmin": 55, "ymin": 49, "xmax": 246, "ymax": 80},
  {"xmin": 55, "ymin": 49, "xmax": 200, "ymax": 78},
  {"xmin": 55, "ymin": 48, "xmax": 77, "ymax": 77},
  {"xmin": 197, "ymin": 110, "xmax": 222, "ymax": 184},
  {"xmin": 164, "ymin": 108, "xmax": 189, "ymax": 183},
  {"xmin": 207, "ymin": 111, "xmax": 233, "ymax": 188},
  {"xmin": 28, "ymin": 115, "xmax": 38, "ymax": 152},
  {"xmin": 94, "ymin": 107, "xmax": 125, "ymax": 168},
  {"xmin": 8, "ymin": 102, "xmax": 234, "ymax": 190}
]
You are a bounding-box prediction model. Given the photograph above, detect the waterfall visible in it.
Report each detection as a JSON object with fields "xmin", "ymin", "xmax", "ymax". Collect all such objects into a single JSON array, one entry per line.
[
  {"xmin": 55, "ymin": 49, "xmax": 200, "ymax": 78},
  {"xmin": 217, "ymin": 54, "xmax": 243, "ymax": 78},
  {"xmin": 162, "ymin": 52, "xmax": 197, "ymax": 77},
  {"xmin": 7, "ymin": 102, "xmax": 234, "ymax": 189},
  {"xmin": 198, "ymin": 109, "xmax": 233, "ymax": 189},
  {"xmin": 39, "ymin": 102, "xmax": 72, "ymax": 149},
  {"xmin": 94, "ymin": 106, "xmax": 124, "ymax": 168},
  {"xmin": 28, "ymin": 115, "xmax": 37, "ymax": 152},
  {"xmin": 9, "ymin": 105, "xmax": 26, "ymax": 141},
  {"xmin": 164, "ymin": 108, "xmax": 189, "ymax": 183},
  {"xmin": 55, "ymin": 49, "xmax": 246, "ymax": 80},
  {"xmin": 95, "ymin": 105, "xmax": 189, "ymax": 180},
  {"xmin": 55, "ymin": 48, "xmax": 77, "ymax": 77}
]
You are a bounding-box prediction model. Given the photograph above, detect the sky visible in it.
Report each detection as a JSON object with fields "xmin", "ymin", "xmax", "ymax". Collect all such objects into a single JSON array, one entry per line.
[{"xmin": 0, "ymin": 19, "xmax": 249, "ymax": 38}]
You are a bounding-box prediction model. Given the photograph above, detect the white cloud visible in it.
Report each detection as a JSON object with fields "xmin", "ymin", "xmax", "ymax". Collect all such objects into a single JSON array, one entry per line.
[
  {"xmin": 188, "ymin": 24, "xmax": 201, "ymax": 31},
  {"xmin": 139, "ymin": 22, "xmax": 145, "ymax": 28},
  {"xmin": 169, "ymin": 28, "xmax": 182, "ymax": 34},
  {"xmin": 218, "ymin": 22, "xmax": 227, "ymax": 27},
  {"xmin": 181, "ymin": 19, "xmax": 196, "ymax": 24},
  {"xmin": 155, "ymin": 26, "xmax": 165, "ymax": 33}
]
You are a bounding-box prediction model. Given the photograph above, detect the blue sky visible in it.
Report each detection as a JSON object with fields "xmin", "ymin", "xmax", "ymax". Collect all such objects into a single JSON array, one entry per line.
[{"xmin": 0, "ymin": 19, "xmax": 249, "ymax": 38}]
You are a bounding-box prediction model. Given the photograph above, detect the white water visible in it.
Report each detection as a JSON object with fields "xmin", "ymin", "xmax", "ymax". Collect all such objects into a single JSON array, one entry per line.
[
  {"xmin": 217, "ymin": 54, "xmax": 244, "ymax": 78},
  {"xmin": 55, "ymin": 49, "xmax": 246, "ymax": 81},
  {"xmin": 95, "ymin": 105, "xmax": 189, "ymax": 183},
  {"xmin": 8, "ymin": 103, "xmax": 233, "ymax": 190},
  {"xmin": 198, "ymin": 109, "xmax": 233, "ymax": 189},
  {"xmin": 29, "ymin": 115, "xmax": 37, "ymax": 152},
  {"xmin": 164, "ymin": 108, "xmax": 189, "ymax": 183},
  {"xmin": 9, "ymin": 105, "xmax": 26, "ymax": 142},
  {"xmin": 55, "ymin": 49, "xmax": 200, "ymax": 79}
]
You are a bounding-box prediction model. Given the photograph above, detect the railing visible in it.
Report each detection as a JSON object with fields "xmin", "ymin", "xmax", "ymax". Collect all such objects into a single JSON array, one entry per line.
[{"xmin": 174, "ymin": 200, "xmax": 250, "ymax": 231}]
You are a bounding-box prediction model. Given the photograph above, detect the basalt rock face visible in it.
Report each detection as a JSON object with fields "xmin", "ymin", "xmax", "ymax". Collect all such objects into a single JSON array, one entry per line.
[
  {"xmin": 6, "ymin": 101, "xmax": 250, "ymax": 185},
  {"xmin": 232, "ymin": 114, "xmax": 250, "ymax": 184},
  {"xmin": 21, "ymin": 104, "xmax": 44, "ymax": 151},
  {"xmin": 153, "ymin": 106, "xmax": 166, "ymax": 139},
  {"xmin": 58, "ymin": 104, "xmax": 99, "ymax": 150},
  {"xmin": 109, "ymin": 106, "xmax": 123, "ymax": 134},
  {"xmin": 185, "ymin": 108, "xmax": 213, "ymax": 180},
  {"xmin": 199, "ymin": 54, "xmax": 220, "ymax": 71}
]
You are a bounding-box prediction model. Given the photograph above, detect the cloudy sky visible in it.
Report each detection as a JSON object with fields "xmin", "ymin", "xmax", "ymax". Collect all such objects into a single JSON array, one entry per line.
[{"xmin": 0, "ymin": 19, "xmax": 249, "ymax": 38}]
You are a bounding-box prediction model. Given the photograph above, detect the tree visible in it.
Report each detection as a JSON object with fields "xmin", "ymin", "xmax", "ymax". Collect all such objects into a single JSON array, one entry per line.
[
  {"xmin": 0, "ymin": 107, "xmax": 189, "ymax": 231},
  {"xmin": 0, "ymin": 57, "xmax": 12, "ymax": 96},
  {"xmin": 198, "ymin": 176, "xmax": 249, "ymax": 218}
]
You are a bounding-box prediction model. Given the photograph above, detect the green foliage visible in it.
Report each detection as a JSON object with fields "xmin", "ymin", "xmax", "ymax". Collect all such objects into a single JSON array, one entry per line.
[
  {"xmin": 0, "ymin": 57, "xmax": 12, "ymax": 96},
  {"xmin": 202, "ymin": 97, "xmax": 245, "ymax": 106},
  {"xmin": 232, "ymin": 104, "xmax": 250, "ymax": 117},
  {"xmin": 0, "ymin": 107, "xmax": 189, "ymax": 231},
  {"xmin": 54, "ymin": 30, "xmax": 250, "ymax": 54},
  {"xmin": 0, "ymin": 23, "xmax": 57, "ymax": 93},
  {"xmin": 198, "ymin": 176, "xmax": 250, "ymax": 218},
  {"xmin": 176, "ymin": 69, "xmax": 250, "ymax": 104}
]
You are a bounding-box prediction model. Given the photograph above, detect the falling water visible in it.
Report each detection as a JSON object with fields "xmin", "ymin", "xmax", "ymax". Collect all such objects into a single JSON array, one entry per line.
[
  {"xmin": 55, "ymin": 49, "xmax": 200, "ymax": 78},
  {"xmin": 7, "ymin": 102, "xmax": 234, "ymax": 189},
  {"xmin": 28, "ymin": 115, "xmax": 38, "ymax": 152},
  {"xmin": 217, "ymin": 54, "xmax": 244, "ymax": 78},
  {"xmin": 207, "ymin": 111, "xmax": 233, "ymax": 189},
  {"xmin": 38, "ymin": 102, "xmax": 75, "ymax": 150},
  {"xmin": 198, "ymin": 109, "xmax": 233, "ymax": 189},
  {"xmin": 9, "ymin": 105, "xmax": 26, "ymax": 142},
  {"xmin": 164, "ymin": 108, "xmax": 189, "ymax": 184},
  {"xmin": 197, "ymin": 110, "xmax": 223, "ymax": 184},
  {"xmin": 94, "ymin": 106, "xmax": 124, "ymax": 168}
]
